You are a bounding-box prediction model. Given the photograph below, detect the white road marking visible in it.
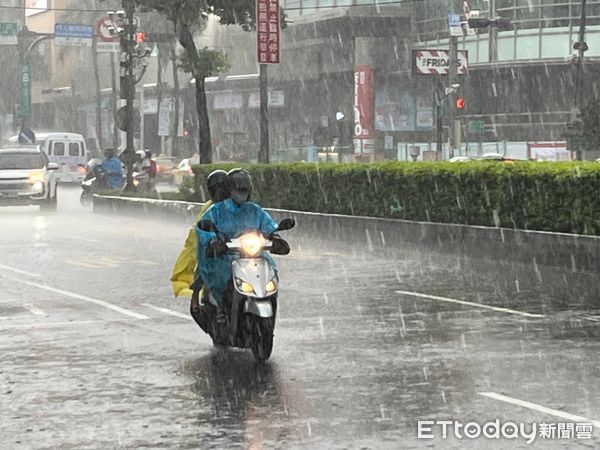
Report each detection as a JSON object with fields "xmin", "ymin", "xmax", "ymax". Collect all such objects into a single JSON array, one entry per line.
[
  {"xmin": 142, "ymin": 303, "xmax": 192, "ymax": 321},
  {"xmin": 395, "ymin": 290, "xmax": 545, "ymax": 318},
  {"xmin": 479, "ymin": 392, "xmax": 600, "ymax": 428},
  {"xmin": 0, "ymin": 275, "xmax": 149, "ymax": 320},
  {"xmin": 580, "ymin": 315, "xmax": 600, "ymax": 323},
  {"xmin": 0, "ymin": 315, "xmax": 32, "ymax": 321},
  {"xmin": 0, "ymin": 318, "xmax": 141, "ymax": 331},
  {"xmin": 0, "ymin": 264, "xmax": 42, "ymax": 278},
  {"xmin": 22, "ymin": 304, "xmax": 45, "ymax": 316}
]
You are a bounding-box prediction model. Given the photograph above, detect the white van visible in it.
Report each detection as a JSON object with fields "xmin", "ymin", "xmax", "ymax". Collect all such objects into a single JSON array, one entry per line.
[{"xmin": 38, "ymin": 133, "xmax": 88, "ymax": 183}]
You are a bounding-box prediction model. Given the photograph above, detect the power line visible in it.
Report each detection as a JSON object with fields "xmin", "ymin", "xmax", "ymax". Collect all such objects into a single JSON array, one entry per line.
[{"xmin": 0, "ymin": 0, "xmax": 426, "ymax": 15}]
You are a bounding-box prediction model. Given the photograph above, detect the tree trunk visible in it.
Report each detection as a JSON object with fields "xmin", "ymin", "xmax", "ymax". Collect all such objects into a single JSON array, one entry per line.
[
  {"xmin": 176, "ymin": 23, "xmax": 212, "ymax": 163},
  {"xmin": 195, "ymin": 78, "xmax": 212, "ymax": 164},
  {"xmin": 171, "ymin": 46, "xmax": 180, "ymax": 157}
]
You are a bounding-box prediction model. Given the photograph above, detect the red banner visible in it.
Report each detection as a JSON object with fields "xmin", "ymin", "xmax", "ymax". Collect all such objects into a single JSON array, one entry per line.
[
  {"xmin": 256, "ymin": 0, "xmax": 280, "ymax": 64},
  {"xmin": 354, "ymin": 65, "xmax": 374, "ymax": 144}
]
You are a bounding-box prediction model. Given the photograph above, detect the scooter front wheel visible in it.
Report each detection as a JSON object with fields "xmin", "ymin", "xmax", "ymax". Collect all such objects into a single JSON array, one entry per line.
[{"xmin": 251, "ymin": 316, "xmax": 274, "ymax": 363}]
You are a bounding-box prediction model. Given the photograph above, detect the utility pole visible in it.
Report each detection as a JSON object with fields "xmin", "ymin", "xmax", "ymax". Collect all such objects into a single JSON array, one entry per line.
[
  {"xmin": 575, "ymin": 0, "xmax": 587, "ymax": 160},
  {"xmin": 489, "ymin": 0, "xmax": 497, "ymax": 64},
  {"xmin": 448, "ymin": 34, "xmax": 457, "ymax": 159},
  {"xmin": 259, "ymin": 64, "xmax": 270, "ymax": 163},
  {"xmin": 123, "ymin": 0, "xmax": 136, "ymax": 190}
]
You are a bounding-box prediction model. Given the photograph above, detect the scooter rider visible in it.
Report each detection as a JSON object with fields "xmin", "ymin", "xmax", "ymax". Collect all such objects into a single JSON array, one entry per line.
[
  {"xmin": 100, "ymin": 148, "xmax": 124, "ymax": 190},
  {"xmin": 196, "ymin": 168, "xmax": 290, "ymax": 322},
  {"xmin": 170, "ymin": 170, "xmax": 230, "ymax": 326}
]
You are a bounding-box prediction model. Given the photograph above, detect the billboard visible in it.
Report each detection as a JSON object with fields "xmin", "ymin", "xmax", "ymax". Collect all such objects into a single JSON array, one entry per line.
[
  {"xmin": 413, "ymin": 49, "xmax": 468, "ymax": 75},
  {"xmin": 26, "ymin": 0, "xmax": 48, "ymax": 17}
]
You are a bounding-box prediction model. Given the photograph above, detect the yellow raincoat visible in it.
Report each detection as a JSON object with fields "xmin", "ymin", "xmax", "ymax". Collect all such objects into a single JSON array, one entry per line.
[{"xmin": 170, "ymin": 201, "xmax": 212, "ymax": 297}]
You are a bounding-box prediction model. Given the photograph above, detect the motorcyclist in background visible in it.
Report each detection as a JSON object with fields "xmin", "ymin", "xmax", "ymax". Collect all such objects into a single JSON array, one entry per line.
[
  {"xmin": 170, "ymin": 170, "xmax": 230, "ymax": 324},
  {"xmin": 196, "ymin": 168, "xmax": 290, "ymax": 322},
  {"xmin": 100, "ymin": 148, "xmax": 124, "ymax": 190}
]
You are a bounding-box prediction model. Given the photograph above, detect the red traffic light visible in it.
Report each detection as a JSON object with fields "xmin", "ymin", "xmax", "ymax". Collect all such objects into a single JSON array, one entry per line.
[
  {"xmin": 456, "ymin": 98, "xmax": 465, "ymax": 109},
  {"xmin": 136, "ymin": 32, "xmax": 145, "ymax": 43}
]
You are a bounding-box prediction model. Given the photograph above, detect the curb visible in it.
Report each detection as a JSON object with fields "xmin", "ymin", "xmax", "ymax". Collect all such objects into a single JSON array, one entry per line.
[{"xmin": 93, "ymin": 194, "xmax": 600, "ymax": 272}]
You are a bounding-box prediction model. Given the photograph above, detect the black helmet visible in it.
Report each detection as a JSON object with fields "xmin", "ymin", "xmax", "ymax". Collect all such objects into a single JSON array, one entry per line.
[
  {"xmin": 227, "ymin": 168, "xmax": 253, "ymax": 204},
  {"xmin": 207, "ymin": 169, "xmax": 229, "ymax": 202}
]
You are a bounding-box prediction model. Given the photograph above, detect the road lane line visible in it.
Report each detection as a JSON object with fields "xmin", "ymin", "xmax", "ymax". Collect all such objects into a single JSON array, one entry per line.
[
  {"xmin": 1, "ymin": 276, "xmax": 149, "ymax": 320},
  {"xmin": 142, "ymin": 303, "xmax": 192, "ymax": 321},
  {"xmin": 479, "ymin": 392, "xmax": 600, "ymax": 428},
  {"xmin": 23, "ymin": 304, "xmax": 45, "ymax": 316},
  {"xmin": 0, "ymin": 264, "xmax": 42, "ymax": 279},
  {"xmin": 580, "ymin": 315, "xmax": 600, "ymax": 323},
  {"xmin": 395, "ymin": 290, "xmax": 545, "ymax": 318},
  {"xmin": 0, "ymin": 318, "xmax": 141, "ymax": 331}
]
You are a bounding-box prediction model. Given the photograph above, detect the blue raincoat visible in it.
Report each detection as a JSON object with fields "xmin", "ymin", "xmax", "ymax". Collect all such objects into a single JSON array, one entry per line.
[
  {"xmin": 100, "ymin": 157, "xmax": 124, "ymax": 189},
  {"xmin": 196, "ymin": 198, "xmax": 278, "ymax": 305}
]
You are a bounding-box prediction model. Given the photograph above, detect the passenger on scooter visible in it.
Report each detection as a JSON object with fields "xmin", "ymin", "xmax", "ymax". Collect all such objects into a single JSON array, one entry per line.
[
  {"xmin": 100, "ymin": 148, "xmax": 124, "ymax": 190},
  {"xmin": 196, "ymin": 169, "xmax": 290, "ymax": 321},
  {"xmin": 170, "ymin": 170, "xmax": 230, "ymax": 320}
]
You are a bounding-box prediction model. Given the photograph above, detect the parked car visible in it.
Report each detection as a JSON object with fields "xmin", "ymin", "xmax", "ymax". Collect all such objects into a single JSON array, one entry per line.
[
  {"xmin": 154, "ymin": 156, "xmax": 178, "ymax": 183},
  {"xmin": 0, "ymin": 146, "xmax": 59, "ymax": 210}
]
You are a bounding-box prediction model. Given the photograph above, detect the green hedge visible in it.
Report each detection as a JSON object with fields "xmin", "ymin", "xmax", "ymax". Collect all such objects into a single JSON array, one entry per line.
[{"xmin": 190, "ymin": 161, "xmax": 600, "ymax": 235}]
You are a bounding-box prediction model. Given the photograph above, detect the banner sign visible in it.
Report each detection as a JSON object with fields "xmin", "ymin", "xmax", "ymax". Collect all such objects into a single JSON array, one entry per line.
[
  {"xmin": 256, "ymin": 0, "xmax": 280, "ymax": 64},
  {"xmin": 413, "ymin": 49, "xmax": 468, "ymax": 75},
  {"xmin": 354, "ymin": 65, "xmax": 375, "ymax": 154}
]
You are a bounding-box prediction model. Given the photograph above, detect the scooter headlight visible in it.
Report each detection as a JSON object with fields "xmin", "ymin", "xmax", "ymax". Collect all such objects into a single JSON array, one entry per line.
[
  {"xmin": 240, "ymin": 233, "xmax": 265, "ymax": 257},
  {"xmin": 266, "ymin": 279, "xmax": 277, "ymax": 293},
  {"xmin": 235, "ymin": 277, "xmax": 255, "ymax": 294}
]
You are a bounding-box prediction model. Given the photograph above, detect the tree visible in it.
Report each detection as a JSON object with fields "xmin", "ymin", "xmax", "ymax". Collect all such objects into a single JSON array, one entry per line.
[
  {"xmin": 135, "ymin": 0, "xmax": 245, "ymax": 163},
  {"xmin": 564, "ymin": 97, "xmax": 600, "ymax": 159}
]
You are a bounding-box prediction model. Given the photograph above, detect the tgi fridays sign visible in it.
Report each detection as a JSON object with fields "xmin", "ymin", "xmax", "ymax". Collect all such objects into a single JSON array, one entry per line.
[
  {"xmin": 256, "ymin": 0, "xmax": 280, "ymax": 64},
  {"xmin": 413, "ymin": 49, "xmax": 468, "ymax": 75}
]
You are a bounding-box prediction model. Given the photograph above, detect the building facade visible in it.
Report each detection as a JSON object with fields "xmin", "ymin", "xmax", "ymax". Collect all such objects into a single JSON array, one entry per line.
[{"xmin": 201, "ymin": 0, "xmax": 600, "ymax": 161}]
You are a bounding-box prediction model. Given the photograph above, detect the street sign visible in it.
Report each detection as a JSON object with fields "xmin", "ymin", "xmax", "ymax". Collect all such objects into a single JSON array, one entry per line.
[
  {"xmin": 96, "ymin": 16, "xmax": 120, "ymax": 52},
  {"xmin": 448, "ymin": 13, "xmax": 463, "ymax": 37},
  {"xmin": 413, "ymin": 49, "xmax": 468, "ymax": 75},
  {"xmin": 18, "ymin": 128, "xmax": 36, "ymax": 144},
  {"xmin": 256, "ymin": 0, "xmax": 280, "ymax": 64},
  {"xmin": 115, "ymin": 106, "xmax": 140, "ymax": 132},
  {"xmin": 0, "ymin": 22, "xmax": 18, "ymax": 46},
  {"xmin": 55, "ymin": 23, "xmax": 93, "ymax": 47},
  {"xmin": 468, "ymin": 119, "xmax": 485, "ymax": 134},
  {"xmin": 19, "ymin": 65, "xmax": 32, "ymax": 117}
]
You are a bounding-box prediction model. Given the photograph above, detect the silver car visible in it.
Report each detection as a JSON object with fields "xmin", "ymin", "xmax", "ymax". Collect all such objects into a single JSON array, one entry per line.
[{"xmin": 0, "ymin": 147, "xmax": 59, "ymax": 210}]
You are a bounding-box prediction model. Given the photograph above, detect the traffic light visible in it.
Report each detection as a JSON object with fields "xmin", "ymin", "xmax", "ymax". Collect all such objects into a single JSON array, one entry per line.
[
  {"xmin": 456, "ymin": 97, "xmax": 465, "ymax": 110},
  {"xmin": 136, "ymin": 31, "xmax": 145, "ymax": 43}
]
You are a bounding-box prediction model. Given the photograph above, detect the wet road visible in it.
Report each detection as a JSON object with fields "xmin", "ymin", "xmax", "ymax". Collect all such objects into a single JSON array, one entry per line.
[{"xmin": 1, "ymin": 185, "xmax": 599, "ymax": 449}]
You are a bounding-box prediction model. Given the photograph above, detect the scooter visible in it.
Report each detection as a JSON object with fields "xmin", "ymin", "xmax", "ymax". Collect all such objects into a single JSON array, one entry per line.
[
  {"xmin": 197, "ymin": 218, "xmax": 295, "ymax": 362},
  {"xmin": 80, "ymin": 158, "xmax": 106, "ymax": 206}
]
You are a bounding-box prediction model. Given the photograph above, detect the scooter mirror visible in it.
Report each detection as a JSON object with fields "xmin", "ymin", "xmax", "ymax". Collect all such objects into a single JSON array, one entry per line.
[
  {"xmin": 277, "ymin": 218, "xmax": 296, "ymax": 231},
  {"xmin": 197, "ymin": 220, "xmax": 217, "ymax": 232}
]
